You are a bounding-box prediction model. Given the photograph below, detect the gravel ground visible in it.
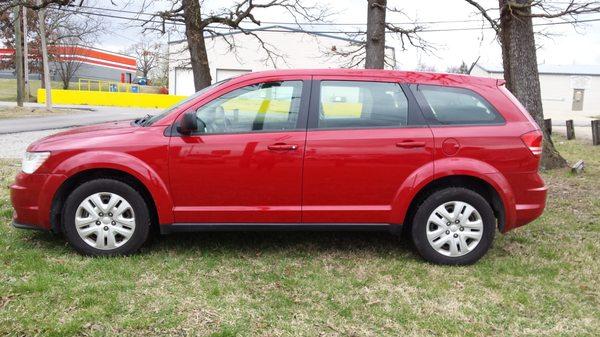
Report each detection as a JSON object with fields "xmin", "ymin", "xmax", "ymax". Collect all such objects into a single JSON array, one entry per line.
[{"xmin": 0, "ymin": 128, "xmax": 69, "ymax": 159}]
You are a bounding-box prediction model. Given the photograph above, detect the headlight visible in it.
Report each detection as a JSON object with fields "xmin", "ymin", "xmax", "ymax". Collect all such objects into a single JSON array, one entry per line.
[{"xmin": 22, "ymin": 151, "xmax": 51, "ymax": 174}]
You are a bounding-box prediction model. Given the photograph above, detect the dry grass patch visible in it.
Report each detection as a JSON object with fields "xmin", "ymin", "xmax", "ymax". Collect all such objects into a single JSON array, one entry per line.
[{"xmin": 0, "ymin": 106, "xmax": 85, "ymax": 119}]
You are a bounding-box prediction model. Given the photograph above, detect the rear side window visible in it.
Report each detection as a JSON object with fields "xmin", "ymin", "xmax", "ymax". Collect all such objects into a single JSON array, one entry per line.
[
  {"xmin": 317, "ymin": 81, "xmax": 408, "ymax": 129},
  {"xmin": 417, "ymin": 85, "xmax": 504, "ymax": 125}
]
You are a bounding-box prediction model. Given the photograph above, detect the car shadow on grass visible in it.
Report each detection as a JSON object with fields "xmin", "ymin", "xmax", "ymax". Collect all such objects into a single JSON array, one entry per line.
[
  {"xmin": 146, "ymin": 230, "xmax": 419, "ymax": 260},
  {"xmin": 16, "ymin": 227, "xmax": 422, "ymax": 262}
]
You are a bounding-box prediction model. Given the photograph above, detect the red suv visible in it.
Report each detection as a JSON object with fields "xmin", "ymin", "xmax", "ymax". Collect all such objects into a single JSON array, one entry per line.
[{"xmin": 10, "ymin": 69, "xmax": 546, "ymax": 264}]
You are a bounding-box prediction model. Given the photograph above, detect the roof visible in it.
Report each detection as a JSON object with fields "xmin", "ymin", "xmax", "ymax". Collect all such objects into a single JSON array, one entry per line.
[
  {"xmin": 225, "ymin": 68, "xmax": 501, "ymax": 87},
  {"xmin": 168, "ymin": 25, "xmax": 395, "ymax": 51},
  {"xmin": 476, "ymin": 64, "xmax": 600, "ymax": 77}
]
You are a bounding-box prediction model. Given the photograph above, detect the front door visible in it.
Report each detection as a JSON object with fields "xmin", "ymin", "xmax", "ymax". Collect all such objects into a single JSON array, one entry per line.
[
  {"xmin": 302, "ymin": 78, "xmax": 434, "ymax": 224},
  {"xmin": 169, "ymin": 78, "xmax": 309, "ymax": 223}
]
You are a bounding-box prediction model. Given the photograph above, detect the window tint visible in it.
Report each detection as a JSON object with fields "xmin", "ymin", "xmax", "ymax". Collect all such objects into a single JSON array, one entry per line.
[
  {"xmin": 317, "ymin": 81, "xmax": 408, "ymax": 129},
  {"xmin": 194, "ymin": 81, "xmax": 303, "ymax": 134},
  {"xmin": 418, "ymin": 85, "xmax": 504, "ymax": 125}
]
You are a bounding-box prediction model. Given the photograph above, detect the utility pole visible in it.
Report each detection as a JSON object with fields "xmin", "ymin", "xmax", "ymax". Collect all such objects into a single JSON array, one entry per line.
[
  {"xmin": 23, "ymin": 6, "xmax": 30, "ymax": 101},
  {"xmin": 14, "ymin": 6, "xmax": 24, "ymax": 107},
  {"xmin": 37, "ymin": 0, "xmax": 52, "ymax": 109}
]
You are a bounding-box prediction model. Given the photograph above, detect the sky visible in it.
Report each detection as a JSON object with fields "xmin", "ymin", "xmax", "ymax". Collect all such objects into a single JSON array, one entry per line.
[{"xmin": 90, "ymin": 0, "xmax": 600, "ymax": 71}]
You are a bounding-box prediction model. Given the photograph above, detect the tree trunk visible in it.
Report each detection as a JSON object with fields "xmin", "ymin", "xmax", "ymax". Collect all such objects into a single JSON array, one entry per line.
[
  {"xmin": 182, "ymin": 0, "xmax": 212, "ymax": 91},
  {"xmin": 365, "ymin": 0, "xmax": 386, "ymax": 69},
  {"xmin": 22, "ymin": 6, "xmax": 30, "ymax": 101},
  {"xmin": 14, "ymin": 6, "xmax": 24, "ymax": 107},
  {"xmin": 498, "ymin": 0, "xmax": 566, "ymax": 169},
  {"xmin": 38, "ymin": 0, "xmax": 52, "ymax": 108}
]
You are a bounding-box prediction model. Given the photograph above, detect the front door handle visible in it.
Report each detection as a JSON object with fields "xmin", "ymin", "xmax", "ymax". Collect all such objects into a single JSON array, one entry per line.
[
  {"xmin": 268, "ymin": 143, "xmax": 298, "ymax": 151},
  {"xmin": 396, "ymin": 141, "xmax": 426, "ymax": 148}
]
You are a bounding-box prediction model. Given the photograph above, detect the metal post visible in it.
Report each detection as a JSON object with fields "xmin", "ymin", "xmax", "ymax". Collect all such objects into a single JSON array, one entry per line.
[
  {"xmin": 592, "ymin": 120, "xmax": 600, "ymax": 146},
  {"xmin": 566, "ymin": 120, "xmax": 575, "ymax": 140}
]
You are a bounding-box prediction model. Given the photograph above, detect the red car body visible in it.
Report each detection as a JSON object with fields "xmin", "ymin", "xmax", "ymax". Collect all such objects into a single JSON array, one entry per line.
[{"xmin": 10, "ymin": 69, "xmax": 546, "ymax": 237}]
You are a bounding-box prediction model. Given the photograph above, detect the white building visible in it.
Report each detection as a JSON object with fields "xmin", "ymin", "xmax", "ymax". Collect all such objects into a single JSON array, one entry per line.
[
  {"xmin": 472, "ymin": 64, "xmax": 600, "ymax": 118},
  {"xmin": 168, "ymin": 26, "xmax": 396, "ymax": 96}
]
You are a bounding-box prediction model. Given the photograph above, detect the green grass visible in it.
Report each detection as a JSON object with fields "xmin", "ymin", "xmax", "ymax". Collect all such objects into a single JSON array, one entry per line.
[
  {"xmin": 0, "ymin": 136, "xmax": 598, "ymax": 336},
  {"xmin": 0, "ymin": 78, "xmax": 66, "ymax": 102}
]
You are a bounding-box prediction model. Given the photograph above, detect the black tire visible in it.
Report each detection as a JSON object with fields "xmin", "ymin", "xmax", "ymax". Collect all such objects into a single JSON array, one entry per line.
[
  {"xmin": 411, "ymin": 187, "xmax": 495, "ymax": 265},
  {"xmin": 62, "ymin": 179, "xmax": 150, "ymax": 256}
]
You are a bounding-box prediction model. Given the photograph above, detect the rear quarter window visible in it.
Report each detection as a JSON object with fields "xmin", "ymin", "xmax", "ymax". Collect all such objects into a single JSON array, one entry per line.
[{"xmin": 417, "ymin": 85, "xmax": 504, "ymax": 125}]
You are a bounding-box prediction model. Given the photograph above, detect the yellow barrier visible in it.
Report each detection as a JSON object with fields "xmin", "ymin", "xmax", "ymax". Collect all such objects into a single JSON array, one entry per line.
[
  {"xmin": 37, "ymin": 89, "xmax": 186, "ymax": 109},
  {"xmin": 37, "ymin": 89, "xmax": 365, "ymax": 114}
]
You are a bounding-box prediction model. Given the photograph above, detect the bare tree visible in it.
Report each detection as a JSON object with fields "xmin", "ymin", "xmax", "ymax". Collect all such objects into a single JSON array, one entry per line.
[
  {"xmin": 51, "ymin": 42, "xmax": 86, "ymax": 89},
  {"xmin": 365, "ymin": 0, "xmax": 430, "ymax": 69},
  {"xmin": 1, "ymin": 1, "xmax": 103, "ymax": 75},
  {"xmin": 415, "ymin": 62, "xmax": 436, "ymax": 72},
  {"xmin": 327, "ymin": 0, "xmax": 430, "ymax": 69},
  {"xmin": 446, "ymin": 61, "xmax": 470, "ymax": 74},
  {"xmin": 143, "ymin": 0, "xmax": 329, "ymax": 90},
  {"xmin": 466, "ymin": 0, "xmax": 600, "ymax": 169},
  {"xmin": 128, "ymin": 40, "xmax": 161, "ymax": 80},
  {"xmin": 0, "ymin": 0, "xmax": 82, "ymax": 12},
  {"xmin": 443, "ymin": 57, "xmax": 481, "ymax": 76}
]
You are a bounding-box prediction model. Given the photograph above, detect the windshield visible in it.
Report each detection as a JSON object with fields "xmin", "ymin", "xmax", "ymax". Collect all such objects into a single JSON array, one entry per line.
[{"xmin": 141, "ymin": 79, "xmax": 230, "ymax": 126}]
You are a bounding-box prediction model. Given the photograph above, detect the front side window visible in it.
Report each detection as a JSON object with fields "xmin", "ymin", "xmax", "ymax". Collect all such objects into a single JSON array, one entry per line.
[
  {"xmin": 317, "ymin": 81, "xmax": 409, "ymax": 129},
  {"xmin": 194, "ymin": 81, "xmax": 303, "ymax": 134},
  {"xmin": 143, "ymin": 79, "xmax": 230, "ymax": 126},
  {"xmin": 417, "ymin": 85, "xmax": 504, "ymax": 125}
]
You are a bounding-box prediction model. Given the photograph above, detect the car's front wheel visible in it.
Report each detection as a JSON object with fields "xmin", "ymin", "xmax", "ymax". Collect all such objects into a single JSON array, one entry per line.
[
  {"xmin": 411, "ymin": 187, "xmax": 496, "ymax": 265},
  {"xmin": 62, "ymin": 179, "xmax": 150, "ymax": 256}
]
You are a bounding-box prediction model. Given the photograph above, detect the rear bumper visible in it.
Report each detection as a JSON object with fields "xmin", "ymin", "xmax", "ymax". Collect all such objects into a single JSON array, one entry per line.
[
  {"xmin": 514, "ymin": 186, "xmax": 548, "ymax": 228},
  {"xmin": 504, "ymin": 172, "xmax": 547, "ymax": 232}
]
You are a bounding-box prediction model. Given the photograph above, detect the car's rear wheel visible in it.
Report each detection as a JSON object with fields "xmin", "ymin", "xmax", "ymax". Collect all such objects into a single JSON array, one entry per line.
[
  {"xmin": 62, "ymin": 179, "xmax": 150, "ymax": 256},
  {"xmin": 411, "ymin": 187, "xmax": 495, "ymax": 265}
]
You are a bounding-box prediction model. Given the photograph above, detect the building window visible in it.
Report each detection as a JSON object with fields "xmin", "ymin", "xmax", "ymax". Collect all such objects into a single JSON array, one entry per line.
[{"xmin": 572, "ymin": 89, "xmax": 585, "ymax": 111}]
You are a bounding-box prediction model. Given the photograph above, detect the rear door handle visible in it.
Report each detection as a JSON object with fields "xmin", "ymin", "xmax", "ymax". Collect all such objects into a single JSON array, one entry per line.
[
  {"xmin": 268, "ymin": 143, "xmax": 298, "ymax": 151},
  {"xmin": 396, "ymin": 141, "xmax": 426, "ymax": 148}
]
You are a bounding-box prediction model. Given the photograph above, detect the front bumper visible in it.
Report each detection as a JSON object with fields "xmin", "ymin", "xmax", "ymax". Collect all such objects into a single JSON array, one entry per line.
[
  {"xmin": 10, "ymin": 171, "xmax": 66, "ymax": 231},
  {"xmin": 12, "ymin": 220, "xmax": 48, "ymax": 231}
]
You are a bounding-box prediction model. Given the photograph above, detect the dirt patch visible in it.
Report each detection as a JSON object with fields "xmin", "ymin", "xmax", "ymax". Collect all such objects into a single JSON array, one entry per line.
[{"xmin": 0, "ymin": 106, "xmax": 83, "ymax": 119}]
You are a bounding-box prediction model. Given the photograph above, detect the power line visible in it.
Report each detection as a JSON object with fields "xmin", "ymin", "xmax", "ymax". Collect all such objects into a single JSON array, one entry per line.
[
  {"xmin": 71, "ymin": 4, "xmax": 493, "ymax": 26},
  {"xmin": 71, "ymin": 3, "xmax": 600, "ymax": 27},
  {"xmin": 54, "ymin": 6, "xmax": 600, "ymax": 35}
]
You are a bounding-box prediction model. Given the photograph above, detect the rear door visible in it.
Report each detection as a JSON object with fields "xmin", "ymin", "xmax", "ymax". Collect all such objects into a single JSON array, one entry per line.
[{"xmin": 302, "ymin": 76, "xmax": 434, "ymax": 224}]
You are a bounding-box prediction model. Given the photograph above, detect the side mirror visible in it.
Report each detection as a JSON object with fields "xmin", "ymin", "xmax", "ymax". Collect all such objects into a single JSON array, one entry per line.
[{"xmin": 177, "ymin": 112, "xmax": 198, "ymax": 135}]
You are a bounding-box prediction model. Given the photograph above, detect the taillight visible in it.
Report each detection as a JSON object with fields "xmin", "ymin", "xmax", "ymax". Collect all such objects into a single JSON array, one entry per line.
[{"xmin": 521, "ymin": 130, "xmax": 543, "ymax": 156}]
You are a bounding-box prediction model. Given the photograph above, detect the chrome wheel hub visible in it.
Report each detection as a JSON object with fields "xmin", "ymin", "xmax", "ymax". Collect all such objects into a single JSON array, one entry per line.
[
  {"xmin": 426, "ymin": 201, "xmax": 483, "ymax": 257},
  {"xmin": 75, "ymin": 192, "xmax": 136, "ymax": 250}
]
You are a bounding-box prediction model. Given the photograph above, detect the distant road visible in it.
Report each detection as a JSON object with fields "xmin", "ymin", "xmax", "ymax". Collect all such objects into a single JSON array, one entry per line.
[{"xmin": 0, "ymin": 102, "xmax": 161, "ymax": 134}]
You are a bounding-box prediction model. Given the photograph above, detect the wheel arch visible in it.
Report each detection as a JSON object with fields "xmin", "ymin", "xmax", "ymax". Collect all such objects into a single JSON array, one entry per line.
[
  {"xmin": 50, "ymin": 167, "xmax": 169, "ymax": 234},
  {"xmin": 401, "ymin": 174, "xmax": 508, "ymax": 233}
]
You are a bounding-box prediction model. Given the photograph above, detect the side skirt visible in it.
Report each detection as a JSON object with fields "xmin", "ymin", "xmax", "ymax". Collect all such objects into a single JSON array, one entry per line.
[{"xmin": 160, "ymin": 223, "xmax": 401, "ymax": 235}]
